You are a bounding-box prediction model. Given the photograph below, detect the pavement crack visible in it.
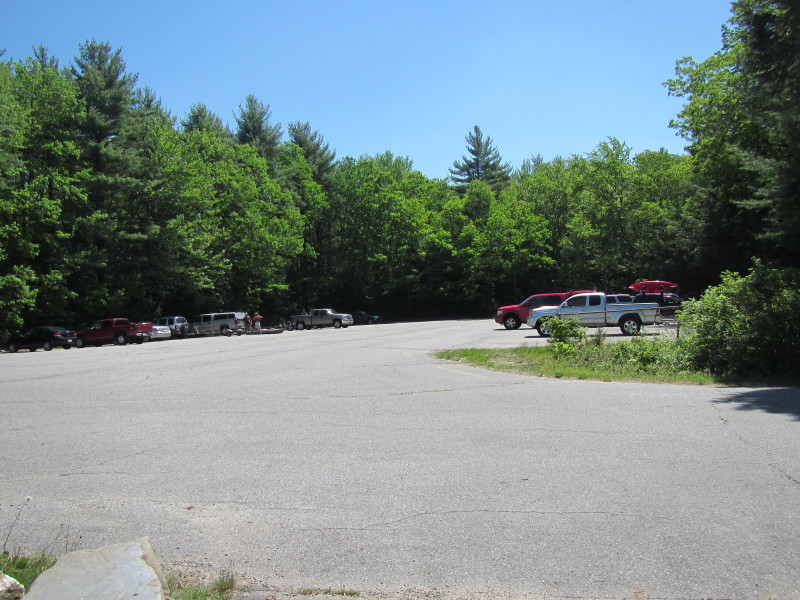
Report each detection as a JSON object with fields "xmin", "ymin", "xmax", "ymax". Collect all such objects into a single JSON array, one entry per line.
[{"xmin": 295, "ymin": 509, "xmax": 656, "ymax": 532}]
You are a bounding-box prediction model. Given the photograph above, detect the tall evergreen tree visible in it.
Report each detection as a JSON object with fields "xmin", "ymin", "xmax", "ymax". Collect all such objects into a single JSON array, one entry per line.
[
  {"xmin": 667, "ymin": 0, "xmax": 800, "ymax": 270},
  {"xmin": 71, "ymin": 40, "xmax": 136, "ymax": 171},
  {"xmin": 733, "ymin": 0, "xmax": 800, "ymax": 265},
  {"xmin": 181, "ymin": 103, "xmax": 231, "ymax": 138},
  {"xmin": 68, "ymin": 40, "xmax": 184, "ymax": 319},
  {"xmin": 287, "ymin": 120, "xmax": 337, "ymax": 189},
  {"xmin": 449, "ymin": 125, "xmax": 511, "ymax": 195},
  {"xmin": 234, "ymin": 94, "xmax": 282, "ymax": 168}
]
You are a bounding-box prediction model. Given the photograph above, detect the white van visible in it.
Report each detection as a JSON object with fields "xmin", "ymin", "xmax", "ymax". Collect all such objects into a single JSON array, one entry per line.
[{"xmin": 192, "ymin": 312, "xmax": 245, "ymax": 335}]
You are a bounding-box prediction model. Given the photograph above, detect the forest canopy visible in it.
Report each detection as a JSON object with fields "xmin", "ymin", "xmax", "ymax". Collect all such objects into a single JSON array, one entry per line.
[{"xmin": 1, "ymin": 0, "xmax": 797, "ymax": 335}]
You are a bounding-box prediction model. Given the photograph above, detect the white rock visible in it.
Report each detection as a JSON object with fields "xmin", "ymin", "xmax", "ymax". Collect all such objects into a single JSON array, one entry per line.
[
  {"xmin": 0, "ymin": 573, "xmax": 25, "ymax": 600},
  {"xmin": 25, "ymin": 537, "xmax": 168, "ymax": 600}
]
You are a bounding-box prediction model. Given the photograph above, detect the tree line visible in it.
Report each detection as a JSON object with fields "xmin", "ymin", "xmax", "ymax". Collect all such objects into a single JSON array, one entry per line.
[{"xmin": 1, "ymin": 0, "xmax": 797, "ymax": 336}]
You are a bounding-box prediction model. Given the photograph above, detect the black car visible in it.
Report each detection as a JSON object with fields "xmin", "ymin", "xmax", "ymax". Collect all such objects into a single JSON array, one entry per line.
[
  {"xmin": 633, "ymin": 292, "xmax": 683, "ymax": 318},
  {"xmin": 4, "ymin": 326, "xmax": 77, "ymax": 352},
  {"xmin": 351, "ymin": 310, "xmax": 382, "ymax": 325}
]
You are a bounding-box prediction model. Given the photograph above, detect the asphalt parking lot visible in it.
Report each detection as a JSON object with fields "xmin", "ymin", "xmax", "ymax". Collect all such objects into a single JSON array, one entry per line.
[{"xmin": 2, "ymin": 320, "xmax": 799, "ymax": 599}]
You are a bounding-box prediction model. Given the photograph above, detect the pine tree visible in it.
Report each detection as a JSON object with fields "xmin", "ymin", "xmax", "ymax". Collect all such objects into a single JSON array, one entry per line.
[
  {"xmin": 734, "ymin": 0, "xmax": 800, "ymax": 265},
  {"xmin": 70, "ymin": 40, "xmax": 138, "ymax": 212},
  {"xmin": 234, "ymin": 94, "xmax": 282, "ymax": 163},
  {"xmin": 287, "ymin": 120, "xmax": 337, "ymax": 189},
  {"xmin": 449, "ymin": 125, "xmax": 511, "ymax": 195},
  {"xmin": 181, "ymin": 103, "xmax": 231, "ymax": 138}
]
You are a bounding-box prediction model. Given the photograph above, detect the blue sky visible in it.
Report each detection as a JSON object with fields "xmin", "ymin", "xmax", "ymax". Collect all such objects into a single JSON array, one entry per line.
[{"xmin": 2, "ymin": 1, "xmax": 733, "ymax": 179}]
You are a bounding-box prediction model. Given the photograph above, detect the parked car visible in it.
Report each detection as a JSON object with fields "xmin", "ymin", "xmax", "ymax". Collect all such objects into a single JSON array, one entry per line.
[
  {"xmin": 288, "ymin": 308, "xmax": 353, "ymax": 330},
  {"xmin": 632, "ymin": 292, "xmax": 683, "ymax": 318},
  {"xmin": 527, "ymin": 292, "xmax": 663, "ymax": 336},
  {"xmin": 191, "ymin": 312, "xmax": 245, "ymax": 336},
  {"xmin": 605, "ymin": 294, "xmax": 633, "ymax": 303},
  {"xmin": 154, "ymin": 315, "xmax": 189, "ymax": 338},
  {"xmin": 76, "ymin": 318, "xmax": 152, "ymax": 347},
  {"xmin": 4, "ymin": 326, "xmax": 77, "ymax": 352},
  {"xmin": 147, "ymin": 324, "xmax": 172, "ymax": 340},
  {"xmin": 495, "ymin": 290, "xmax": 596, "ymax": 330},
  {"xmin": 351, "ymin": 310, "xmax": 381, "ymax": 325}
]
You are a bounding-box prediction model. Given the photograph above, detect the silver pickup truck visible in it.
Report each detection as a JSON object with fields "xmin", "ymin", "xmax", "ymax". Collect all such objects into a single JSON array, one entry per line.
[
  {"xmin": 527, "ymin": 292, "xmax": 662, "ymax": 336},
  {"xmin": 289, "ymin": 308, "xmax": 353, "ymax": 330}
]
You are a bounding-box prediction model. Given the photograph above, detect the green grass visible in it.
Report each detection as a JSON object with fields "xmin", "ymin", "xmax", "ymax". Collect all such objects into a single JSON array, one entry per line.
[
  {"xmin": 1, "ymin": 497, "xmax": 58, "ymax": 589},
  {"xmin": 166, "ymin": 568, "xmax": 236, "ymax": 600},
  {"xmin": 435, "ymin": 342, "xmax": 717, "ymax": 385},
  {"xmin": 0, "ymin": 551, "xmax": 57, "ymax": 590}
]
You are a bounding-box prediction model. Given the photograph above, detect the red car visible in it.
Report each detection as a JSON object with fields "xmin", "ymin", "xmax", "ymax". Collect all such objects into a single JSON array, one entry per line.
[
  {"xmin": 76, "ymin": 318, "xmax": 152, "ymax": 348},
  {"xmin": 495, "ymin": 290, "xmax": 595, "ymax": 330}
]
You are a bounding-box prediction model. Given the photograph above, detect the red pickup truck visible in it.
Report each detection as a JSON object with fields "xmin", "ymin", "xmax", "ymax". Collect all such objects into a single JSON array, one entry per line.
[
  {"xmin": 76, "ymin": 318, "xmax": 152, "ymax": 348},
  {"xmin": 495, "ymin": 290, "xmax": 595, "ymax": 329}
]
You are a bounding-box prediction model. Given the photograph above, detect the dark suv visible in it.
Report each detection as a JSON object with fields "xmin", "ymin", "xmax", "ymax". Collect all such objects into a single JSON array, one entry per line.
[{"xmin": 633, "ymin": 292, "xmax": 683, "ymax": 318}]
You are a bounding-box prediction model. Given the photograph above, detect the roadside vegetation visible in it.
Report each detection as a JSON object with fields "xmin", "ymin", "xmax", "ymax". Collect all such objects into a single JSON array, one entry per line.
[
  {"xmin": 0, "ymin": 551, "xmax": 55, "ymax": 591},
  {"xmin": 166, "ymin": 568, "xmax": 236, "ymax": 600},
  {"xmin": 438, "ymin": 262, "xmax": 800, "ymax": 386},
  {"xmin": 1, "ymin": 498, "xmax": 57, "ymax": 589}
]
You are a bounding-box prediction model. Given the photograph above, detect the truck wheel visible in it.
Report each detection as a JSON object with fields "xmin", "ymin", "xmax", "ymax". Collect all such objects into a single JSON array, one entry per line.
[
  {"xmin": 619, "ymin": 315, "xmax": 642, "ymax": 336},
  {"xmin": 535, "ymin": 319, "xmax": 551, "ymax": 337},
  {"xmin": 296, "ymin": 321, "xmax": 305, "ymax": 330},
  {"xmin": 6, "ymin": 343, "xmax": 18, "ymax": 353},
  {"xmin": 76, "ymin": 337, "xmax": 85, "ymax": 349},
  {"xmin": 503, "ymin": 315, "xmax": 520, "ymax": 330},
  {"xmin": 333, "ymin": 319, "xmax": 342, "ymax": 328},
  {"xmin": 43, "ymin": 341, "xmax": 53, "ymax": 351},
  {"xmin": 115, "ymin": 333, "xmax": 127, "ymax": 345}
]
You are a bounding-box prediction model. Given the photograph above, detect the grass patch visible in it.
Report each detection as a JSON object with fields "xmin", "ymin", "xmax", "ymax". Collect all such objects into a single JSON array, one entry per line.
[
  {"xmin": 436, "ymin": 340, "xmax": 717, "ymax": 385},
  {"xmin": 167, "ymin": 567, "xmax": 236, "ymax": 600},
  {"xmin": 0, "ymin": 551, "xmax": 56, "ymax": 590},
  {"xmin": 1, "ymin": 497, "xmax": 59, "ymax": 589}
]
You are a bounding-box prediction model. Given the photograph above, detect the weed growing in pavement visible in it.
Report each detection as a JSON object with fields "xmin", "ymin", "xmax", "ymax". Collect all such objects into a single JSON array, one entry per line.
[
  {"xmin": 167, "ymin": 567, "xmax": 237, "ymax": 600},
  {"xmin": 1, "ymin": 498, "xmax": 58, "ymax": 589}
]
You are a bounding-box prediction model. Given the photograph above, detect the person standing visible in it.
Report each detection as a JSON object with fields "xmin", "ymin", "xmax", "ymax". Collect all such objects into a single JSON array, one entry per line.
[
  {"xmin": 253, "ymin": 312, "xmax": 262, "ymax": 333},
  {"xmin": 244, "ymin": 313, "xmax": 252, "ymax": 332}
]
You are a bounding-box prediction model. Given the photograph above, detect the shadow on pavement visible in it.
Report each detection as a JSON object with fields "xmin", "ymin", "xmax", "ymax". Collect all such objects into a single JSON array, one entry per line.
[{"xmin": 717, "ymin": 387, "xmax": 800, "ymax": 421}]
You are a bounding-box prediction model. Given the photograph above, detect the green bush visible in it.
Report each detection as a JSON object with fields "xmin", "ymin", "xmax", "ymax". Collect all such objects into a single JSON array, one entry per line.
[
  {"xmin": 544, "ymin": 317, "xmax": 586, "ymax": 358},
  {"xmin": 679, "ymin": 260, "xmax": 800, "ymax": 376},
  {"xmin": 606, "ymin": 337, "xmax": 693, "ymax": 374}
]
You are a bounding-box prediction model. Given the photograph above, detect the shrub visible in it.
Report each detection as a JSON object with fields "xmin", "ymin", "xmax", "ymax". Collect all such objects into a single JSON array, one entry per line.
[
  {"xmin": 679, "ymin": 260, "xmax": 800, "ymax": 376},
  {"xmin": 544, "ymin": 317, "xmax": 586, "ymax": 358},
  {"xmin": 606, "ymin": 336, "xmax": 693, "ymax": 374},
  {"xmin": 545, "ymin": 317, "xmax": 586, "ymax": 345}
]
